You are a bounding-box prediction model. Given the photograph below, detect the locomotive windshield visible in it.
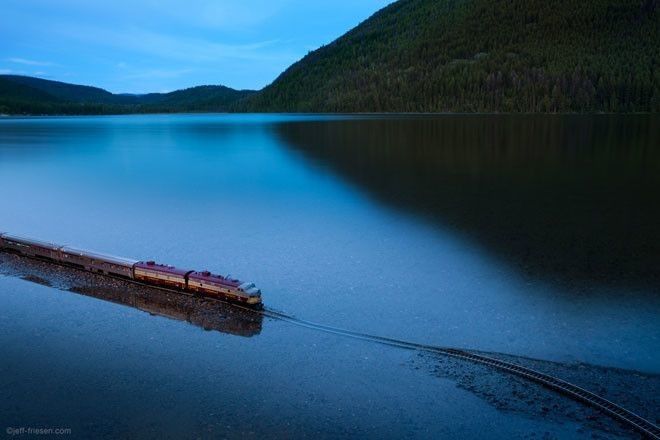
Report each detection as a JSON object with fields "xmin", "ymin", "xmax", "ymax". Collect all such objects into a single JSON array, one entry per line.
[{"xmin": 238, "ymin": 282, "xmax": 260, "ymax": 296}]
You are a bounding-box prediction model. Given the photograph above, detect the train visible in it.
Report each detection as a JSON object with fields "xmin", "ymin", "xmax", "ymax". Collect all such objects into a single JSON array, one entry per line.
[
  {"xmin": 0, "ymin": 250, "xmax": 263, "ymax": 337},
  {"xmin": 0, "ymin": 232, "xmax": 262, "ymax": 306}
]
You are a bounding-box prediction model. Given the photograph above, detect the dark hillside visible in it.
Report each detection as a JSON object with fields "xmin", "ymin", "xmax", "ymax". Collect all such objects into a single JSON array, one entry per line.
[
  {"xmin": 244, "ymin": 0, "xmax": 659, "ymax": 112},
  {"xmin": 0, "ymin": 75, "xmax": 255, "ymax": 115},
  {"xmin": 145, "ymin": 86, "xmax": 256, "ymax": 112},
  {"xmin": 3, "ymin": 75, "xmax": 125, "ymax": 104},
  {"xmin": 0, "ymin": 76, "xmax": 61, "ymax": 109}
]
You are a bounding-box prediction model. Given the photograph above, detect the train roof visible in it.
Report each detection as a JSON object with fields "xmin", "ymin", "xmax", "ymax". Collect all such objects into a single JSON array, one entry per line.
[
  {"xmin": 189, "ymin": 270, "xmax": 242, "ymax": 287},
  {"xmin": 1, "ymin": 233, "xmax": 63, "ymax": 250},
  {"xmin": 61, "ymin": 246, "xmax": 139, "ymax": 266},
  {"xmin": 135, "ymin": 261, "xmax": 192, "ymax": 277}
]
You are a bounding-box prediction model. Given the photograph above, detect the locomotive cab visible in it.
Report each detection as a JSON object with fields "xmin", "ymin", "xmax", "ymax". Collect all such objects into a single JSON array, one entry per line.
[{"xmin": 239, "ymin": 282, "xmax": 262, "ymax": 305}]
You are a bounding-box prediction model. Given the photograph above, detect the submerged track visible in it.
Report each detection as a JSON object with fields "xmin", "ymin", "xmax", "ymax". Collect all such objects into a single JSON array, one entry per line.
[
  {"xmin": 2, "ymin": 253, "xmax": 658, "ymax": 439},
  {"xmin": 259, "ymin": 308, "xmax": 660, "ymax": 439},
  {"xmin": 122, "ymin": 275, "xmax": 660, "ymax": 439}
]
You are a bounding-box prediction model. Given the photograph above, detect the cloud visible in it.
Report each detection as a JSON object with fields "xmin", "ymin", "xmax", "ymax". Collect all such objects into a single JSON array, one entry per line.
[
  {"xmin": 153, "ymin": 0, "xmax": 290, "ymax": 30},
  {"xmin": 55, "ymin": 25, "xmax": 296, "ymax": 64},
  {"xmin": 6, "ymin": 57, "xmax": 53, "ymax": 66},
  {"xmin": 0, "ymin": 0, "xmax": 394, "ymax": 91},
  {"xmin": 121, "ymin": 68, "xmax": 194, "ymax": 80},
  {"xmin": 0, "ymin": 68, "xmax": 31, "ymax": 76}
]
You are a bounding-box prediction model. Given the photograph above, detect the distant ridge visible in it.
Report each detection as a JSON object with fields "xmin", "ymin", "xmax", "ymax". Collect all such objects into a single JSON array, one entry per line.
[
  {"xmin": 1, "ymin": 0, "xmax": 658, "ymax": 115},
  {"xmin": 4, "ymin": 75, "xmax": 124, "ymax": 104},
  {"xmin": 0, "ymin": 75, "xmax": 255, "ymax": 115}
]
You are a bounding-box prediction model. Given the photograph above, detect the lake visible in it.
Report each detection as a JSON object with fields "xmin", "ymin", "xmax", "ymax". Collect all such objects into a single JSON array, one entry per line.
[{"xmin": 0, "ymin": 114, "xmax": 658, "ymax": 438}]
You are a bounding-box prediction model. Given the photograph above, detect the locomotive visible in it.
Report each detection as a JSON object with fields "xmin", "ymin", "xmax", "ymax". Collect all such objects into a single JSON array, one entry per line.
[{"xmin": 0, "ymin": 232, "xmax": 262, "ymax": 306}]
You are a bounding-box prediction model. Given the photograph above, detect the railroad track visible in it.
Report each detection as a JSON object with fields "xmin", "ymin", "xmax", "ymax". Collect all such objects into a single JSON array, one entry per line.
[
  {"xmin": 2, "ymin": 253, "xmax": 658, "ymax": 439},
  {"xmin": 260, "ymin": 309, "xmax": 660, "ymax": 439}
]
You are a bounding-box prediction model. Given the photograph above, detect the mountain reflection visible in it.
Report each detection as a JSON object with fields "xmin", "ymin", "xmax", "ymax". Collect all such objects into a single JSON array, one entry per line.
[
  {"xmin": 0, "ymin": 253, "xmax": 262, "ymax": 337},
  {"xmin": 276, "ymin": 115, "xmax": 660, "ymax": 288}
]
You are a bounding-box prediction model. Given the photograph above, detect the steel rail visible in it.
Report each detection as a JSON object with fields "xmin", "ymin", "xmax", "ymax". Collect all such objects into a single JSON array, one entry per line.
[
  {"xmin": 259, "ymin": 309, "xmax": 659, "ymax": 439},
  {"xmin": 2, "ymin": 251, "xmax": 658, "ymax": 439}
]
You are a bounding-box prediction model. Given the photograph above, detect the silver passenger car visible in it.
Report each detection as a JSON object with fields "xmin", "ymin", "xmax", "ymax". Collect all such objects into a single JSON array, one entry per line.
[
  {"xmin": 0, "ymin": 233, "xmax": 63, "ymax": 260},
  {"xmin": 60, "ymin": 246, "xmax": 138, "ymax": 278}
]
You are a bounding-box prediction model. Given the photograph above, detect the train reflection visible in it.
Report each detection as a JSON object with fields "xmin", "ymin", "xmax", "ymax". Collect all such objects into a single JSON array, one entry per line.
[{"xmin": 0, "ymin": 251, "xmax": 263, "ymax": 338}]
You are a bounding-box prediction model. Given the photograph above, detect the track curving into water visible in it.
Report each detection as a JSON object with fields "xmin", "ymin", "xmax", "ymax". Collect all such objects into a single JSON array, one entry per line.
[
  {"xmin": 2, "ymin": 253, "xmax": 658, "ymax": 439},
  {"xmin": 258, "ymin": 308, "xmax": 660, "ymax": 439}
]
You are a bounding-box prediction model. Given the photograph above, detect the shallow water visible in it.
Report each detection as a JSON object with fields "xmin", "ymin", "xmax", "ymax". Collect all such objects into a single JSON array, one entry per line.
[{"xmin": 0, "ymin": 114, "xmax": 658, "ymax": 437}]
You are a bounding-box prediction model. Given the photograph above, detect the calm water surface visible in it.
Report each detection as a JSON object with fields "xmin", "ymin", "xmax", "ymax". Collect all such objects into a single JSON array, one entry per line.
[{"xmin": 0, "ymin": 114, "xmax": 658, "ymax": 438}]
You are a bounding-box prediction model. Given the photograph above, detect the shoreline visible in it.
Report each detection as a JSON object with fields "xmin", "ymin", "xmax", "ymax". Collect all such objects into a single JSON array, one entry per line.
[{"xmin": 1, "ymin": 111, "xmax": 657, "ymax": 117}]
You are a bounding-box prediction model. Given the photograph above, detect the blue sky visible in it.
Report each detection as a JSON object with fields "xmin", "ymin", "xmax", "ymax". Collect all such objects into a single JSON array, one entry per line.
[{"xmin": 1, "ymin": 0, "xmax": 394, "ymax": 93}]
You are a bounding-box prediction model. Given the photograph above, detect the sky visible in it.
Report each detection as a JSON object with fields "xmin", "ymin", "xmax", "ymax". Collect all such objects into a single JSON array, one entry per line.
[{"xmin": 0, "ymin": 0, "xmax": 394, "ymax": 94}]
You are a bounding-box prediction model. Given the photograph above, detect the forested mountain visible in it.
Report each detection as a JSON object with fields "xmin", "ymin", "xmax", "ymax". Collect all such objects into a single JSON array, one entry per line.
[
  {"xmin": 148, "ymin": 85, "xmax": 255, "ymax": 112},
  {"xmin": 0, "ymin": 76, "xmax": 62, "ymax": 106},
  {"xmin": 1, "ymin": 0, "xmax": 658, "ymax": 114},
  {"xmin": 0, "ymin": 75, "xmax": 255, "ymax": 115},
  {"xmin": 243, "ymin": 0, "xmax": 659, "ymax": 112},
  {"xmin": 4, "ymin": 75, "xmax": 127, "ymax": 104}
]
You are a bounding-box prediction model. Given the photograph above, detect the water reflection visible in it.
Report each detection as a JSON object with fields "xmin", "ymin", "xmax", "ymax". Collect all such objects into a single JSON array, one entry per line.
[
  {"xmin": 0, "ymin": 118, "xmax": 115, "ymax": 161},
  {"xmin": 0, "ymin": 252, "xmax": 263, "ymax": 338},
  {"xmin": 276, "ymin": 115, "xmax": 660, "ymax": 288}
]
